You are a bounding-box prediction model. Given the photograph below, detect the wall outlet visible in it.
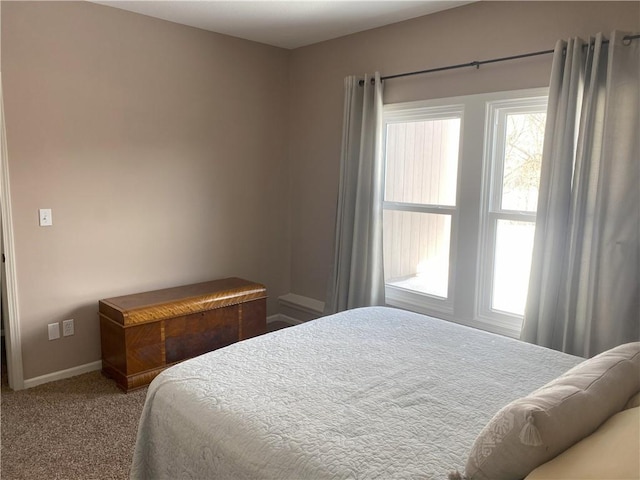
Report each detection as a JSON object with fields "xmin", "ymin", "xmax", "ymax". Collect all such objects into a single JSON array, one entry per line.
[
  {"xmin": 62, "ymin": 319, "xmax": 74, "ymax": 337},
  {"xmin": 39, "ymin": 208, "xmax": 53, "ymax": 227},
  {"xmin": 48, "ymin": 322, "xmax": 60, "ymax": 340}
]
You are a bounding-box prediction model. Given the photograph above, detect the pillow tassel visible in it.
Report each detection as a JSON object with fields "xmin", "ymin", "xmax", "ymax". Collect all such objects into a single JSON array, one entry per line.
[{"xmin": 519, "ymin": 413, "xmax": 543, "ymax": 446}]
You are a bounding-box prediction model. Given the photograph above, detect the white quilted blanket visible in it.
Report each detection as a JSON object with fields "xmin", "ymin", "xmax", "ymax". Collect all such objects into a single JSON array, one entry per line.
[{"xmin": 130, "ymin": 307, "xmax": 581, "ymax": 480}]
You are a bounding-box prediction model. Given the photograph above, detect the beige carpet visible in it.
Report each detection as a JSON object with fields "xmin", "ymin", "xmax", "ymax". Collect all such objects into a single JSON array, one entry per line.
[{"xmin": 1, "ymin": 371, "xmax": 147, "ymax": 479}]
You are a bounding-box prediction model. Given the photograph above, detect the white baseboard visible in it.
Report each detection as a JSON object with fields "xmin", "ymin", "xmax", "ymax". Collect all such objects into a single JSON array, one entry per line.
[
  {"xmin": 277, "ymin": 293, "xmax": 325, "ymax": 323},
  {"xmin": 267, "ymin": 313, "xmax": 304, "ymax": 326},
  {"xmin": 278, "ymin": 293, "xmax": 324, "ymax": 314},
  {"xmin": 23, "ymin": 360, "xmax": 102, "ymax": 389}
]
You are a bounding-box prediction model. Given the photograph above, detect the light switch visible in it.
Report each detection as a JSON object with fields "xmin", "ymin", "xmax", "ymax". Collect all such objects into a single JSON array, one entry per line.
[
  {"xmin": 48, "ymin": 322, "xmax": 60, "ymax": 340},
  {"xmin": 39, "ymin": 208, "xmax": 53, "ymax": 226}
]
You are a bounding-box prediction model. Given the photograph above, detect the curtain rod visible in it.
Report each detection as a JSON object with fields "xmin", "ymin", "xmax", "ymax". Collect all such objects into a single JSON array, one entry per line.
[{"xmin": 360, "ymin": 33, "xmax": 640, "ymax": 86}]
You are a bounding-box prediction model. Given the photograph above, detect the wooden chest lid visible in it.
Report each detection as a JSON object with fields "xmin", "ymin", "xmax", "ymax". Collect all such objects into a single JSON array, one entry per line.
[{"xmin": 99, "ymin": 277, "xmax": 266, "ymax": 326}]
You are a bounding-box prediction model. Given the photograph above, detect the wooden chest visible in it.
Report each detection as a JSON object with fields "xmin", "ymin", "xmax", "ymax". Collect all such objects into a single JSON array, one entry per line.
[{"xmin": 99, "ymin": 277, "xmax": 267, "ymax": 392}]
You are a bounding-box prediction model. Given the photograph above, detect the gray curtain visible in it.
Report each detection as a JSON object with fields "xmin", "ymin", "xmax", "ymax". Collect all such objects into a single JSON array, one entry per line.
[
  {"xmin": 522, "ymin": 31, "xmax": 640, "ymax": 357},
  {"xmin": 325, "ymin": 73, "xmax": 385, "ymax": 314}
]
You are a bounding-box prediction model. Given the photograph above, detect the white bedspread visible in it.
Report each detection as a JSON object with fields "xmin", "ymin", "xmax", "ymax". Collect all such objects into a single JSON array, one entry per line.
[{"xmin": 131, "ymin": 307, "xmax": 582, "ymax": 480}]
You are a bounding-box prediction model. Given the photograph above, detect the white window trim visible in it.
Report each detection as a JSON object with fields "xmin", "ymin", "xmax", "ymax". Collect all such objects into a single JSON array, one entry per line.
[
  {"xmin": 382, "ymin": 103, "xmax": 465, "ymax": 316},
  {"xmin": 382, "ymin": 88, "xmax": 548, "ymax": 339},
  {"xmin": 475, "ymin": 92, "xmax": 548, "ymax": 336}
]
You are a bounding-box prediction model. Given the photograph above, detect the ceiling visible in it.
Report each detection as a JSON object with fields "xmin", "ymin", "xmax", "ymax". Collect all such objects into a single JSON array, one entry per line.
[{"xmin": 91, "ymin": 1, "xmax": 473, "ymax": 49}]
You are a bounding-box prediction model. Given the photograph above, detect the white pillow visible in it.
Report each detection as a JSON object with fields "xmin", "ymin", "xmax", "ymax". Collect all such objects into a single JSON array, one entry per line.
[{"xmin": 464, "ymin": 342, "xmax": 640, "ymax": 480}]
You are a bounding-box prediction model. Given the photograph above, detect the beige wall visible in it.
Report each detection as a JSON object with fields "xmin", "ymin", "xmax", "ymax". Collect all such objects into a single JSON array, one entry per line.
[
  {"xmin": 287, "ymin": 1, "xmax": 640, "ymax": 303},
  {"xmin": 2, "ymin": 1, "xmax": 291, "ymax": 379}
]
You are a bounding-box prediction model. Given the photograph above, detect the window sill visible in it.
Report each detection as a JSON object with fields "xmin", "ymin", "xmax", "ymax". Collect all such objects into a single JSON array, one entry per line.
[{"xmin": 385, "ymin": 285, "xmax": 523, "ymax": 339}]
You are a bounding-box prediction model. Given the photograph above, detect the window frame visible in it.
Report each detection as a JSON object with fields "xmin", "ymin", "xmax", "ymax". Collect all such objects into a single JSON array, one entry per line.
[
  {"xmin": 476, "ymin": 96, "xmax": 548, "ymax": 332},
  {"xmin": 381, "ymin": 88, "xmax": 549, "ymax": 337},
  {"xmin": 382, "ymin": 103, "xmax": 465, "ymax": 319}
]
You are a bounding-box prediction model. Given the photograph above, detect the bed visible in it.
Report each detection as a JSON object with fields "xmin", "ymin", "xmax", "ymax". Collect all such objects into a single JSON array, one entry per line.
[{"xmin": 130, "ymin": 306, "xmax": 640, "ymax": 480}]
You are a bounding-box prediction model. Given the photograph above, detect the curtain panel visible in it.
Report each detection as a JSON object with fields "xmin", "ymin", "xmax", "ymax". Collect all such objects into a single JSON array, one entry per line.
[
  {"xmin": 325, "ymin": 73, "xmax": 385, "ymax": 314},
  {"xmin": 522, "ymin": 31, "xmax": 640, "ymax": 357}
]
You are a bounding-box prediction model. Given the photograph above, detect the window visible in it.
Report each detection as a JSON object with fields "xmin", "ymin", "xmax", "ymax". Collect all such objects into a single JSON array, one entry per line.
[
  {"xmin": 383, "ymin": 106, "xmax": 462, "ymax": 307},
  {"xmin": 382, "ymin": 89, "xmax": 547, "ymax": 336},
  {"xmin": 478, "ymin": 99, "xmax": 546, "ymax": 326}
]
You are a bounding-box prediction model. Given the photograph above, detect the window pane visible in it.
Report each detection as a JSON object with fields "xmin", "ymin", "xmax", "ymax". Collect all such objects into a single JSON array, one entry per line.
[
  {"xmin": 501, "ymin": 113, "xmax": 545, "ymax": 212},
  {"xmin": 492, "ymin": 220, "xmax": 535, "ymax": 315},
  {"xmin": 385, "ymin": 118, "xmax": 460, "ymax": 206},
  {"xmin": 383, "ymin": 210, "xmax": 451, "ymax": 298}
]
